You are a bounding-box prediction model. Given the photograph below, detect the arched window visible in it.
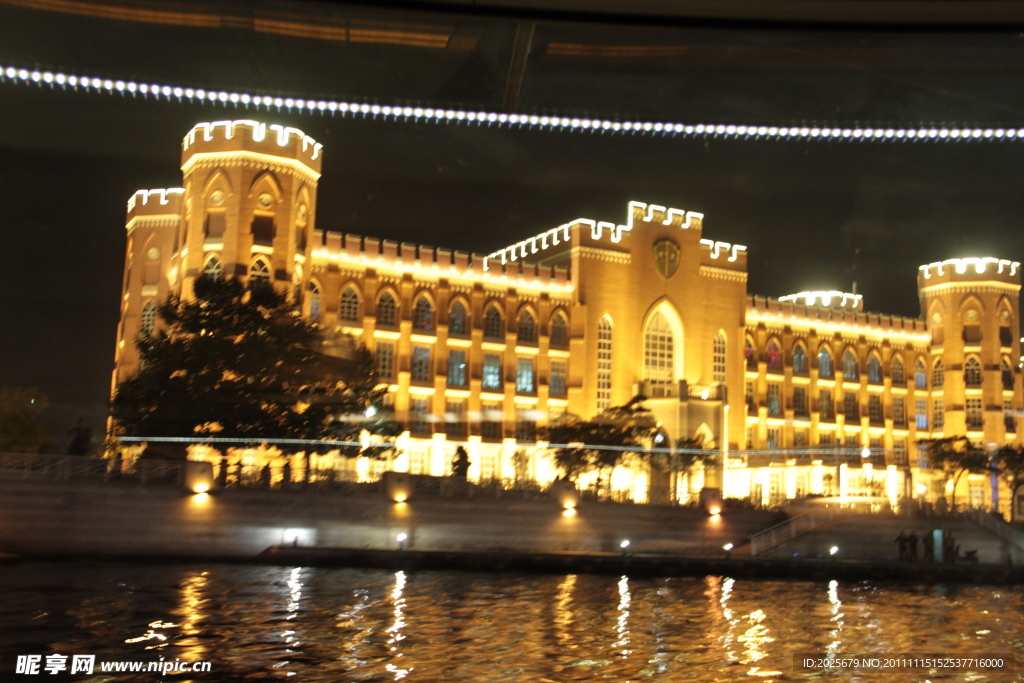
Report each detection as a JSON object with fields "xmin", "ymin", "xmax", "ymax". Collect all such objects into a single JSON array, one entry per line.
[
  {"xmin": 843, "ymin": 350, "xmax": 858, "ymax": 380},
  {"xmin": 248, "ymin": 258, "xmax": 270, "ymax": 290},
  {"xmin": 713, "ymin": 332, "xmax": 727, "ymax": 383},
  {"xmin": 643, "ymin": 311, "xmax": 675, "ymax": 392},
  {"xmin": 818, "ymin": 347, "xmax": 833, "ymax": 379},
  {"xmin": 140, "ymin": 301, "xmax": 156, "ymax": 337},
  {"xmin": 484, "ymin": 305, "xmax": 503, "ymax": 339},
  {"xmin": 550, "ymin": 313, "xmax": 569, "ymax": 348},
  {"xmin": 892, "ymin": 355, "xmax": 904, "ymax": 385},
  {"xmin": 766, "ymin": 339, "xmax": 782, "ymax": 373},
  {"xmin": 202, "ymin": 254, "xmax": 221, "ymax": 280},
  {"xmin": 308, "ymin": 282, "xmax": 321, "ymax": 318},
  {"xmin": 597, "ymin": 316, "xmax": 613, "ymax": 410},
  {"xmin": 517, "ymin": 309, "xmax": 536, "ymax": 344},
  {"xmin": 964, "ymin": 357, "xmax": 982, "ymax": 388},
  {"xmin": 932, "ymin": 359, "xmax": 944, "ymax": 388},
  {"xmin": 340, "ymin": 286, "xmax": 360, "ymax": 323},
  {"xmin": 1003, "ymin": 357, "xmax": 1015, "ymax": 390},
  {"xmin": 744, "ymin": 337, "xmax": 756, "ymax": 370},
  {"xmin": 867, "ymin": 355, "xmax": 881, "ymax": 384},
  {"xmin": 792, "ymin": 344, "xmax": 807, "ymax": 374},
  {"xmin": 377, "ymin": 292, "xmax": 397, "ymax": 327},
  {"xmin": 915, "ymin": 358, "xmax": 927, "ymax": 388},
  {"xmin": 449, "ymin": 301, "xmax": 468, "ymax": 335},
  {"xmin": 413, "ymin": 296, "xmax": 434, "ymax": 331}
]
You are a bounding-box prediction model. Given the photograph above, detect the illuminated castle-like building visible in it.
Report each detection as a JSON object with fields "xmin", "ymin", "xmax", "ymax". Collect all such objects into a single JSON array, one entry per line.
[{"xmin": 113, "ymin": 120, "xmax": 1023, "ymax": 515}]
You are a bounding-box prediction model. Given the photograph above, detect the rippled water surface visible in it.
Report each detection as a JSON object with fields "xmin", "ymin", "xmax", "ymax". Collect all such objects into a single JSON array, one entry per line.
[{"xmin": 1, "ymin": 561, "xmax": 1022, "ymax": 681}]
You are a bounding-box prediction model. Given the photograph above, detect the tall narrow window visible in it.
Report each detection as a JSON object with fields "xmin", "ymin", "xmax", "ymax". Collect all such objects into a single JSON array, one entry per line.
[
  {"xmin": 376, "ymin": 342, "xmax": 395, "ymax": 380},
  {"xmin": 966, "ymin": 398, "xmax": 983, "ymax": 430},
  {"xmin": 202, "ymin": 254, "xmax": 221, "ymax": 280},
  {"xmin": 894, "ymin": 439, "xmax": 907, "ymax": 465},
  {"xmin": 445, "ymin": 400, "xmax": 466, "ymax": 439},
  {"xmin": 932, "ymin": 359, "xmax": 944, "ymax": 388},
  {"xmin": 766, "ymin": 340, "xmax": 782, "ymax": 373},
  {"xmin": 204, "ymin": 212, "xmax": 226, "ymax": 240},
  {"xmin": 643, "ymin": 311, "xmax": 675, "ymax": 394},
  {"xmin": 517, "ymin": 309, "xmax": 536, "ymax": 344},
  {"xmin": 251, "ymin": 215, "xmax": 275, "ymax": 247},
  {"xmin": 449, "ymin": 301, "xmax": 468, "ymax": 335},
  {"xmin": 894, "ymin": 397, "xmax": 906, "ymax": 426},
  {"xmin": 447, "ymin": 349, "xmax": 467, "ymax": 387},
  {"xmin": 744, "ymin": 338, "xmax": 756, "ymax": 370},
  {"xmin": 892, "ymin": 355, "xmax": 904, "ymax": 385},
  {"xmin": 915, "ymin": 358, "xmax": 927, "ymax": 388},
  {"xmin": 713, "ymin": 333, "xmax": 727, "ymax": 383},
  {"xmin": 481, "ymin": 402, "xmax": 503, "ymax": 439},
  {"xmin": 793, "ymin": 386, "xmax": 807, "ymax": 417},
  {"xmin": 933, "ymin": 399, "xmax": 945, "ymax": 429},
  {"xmin": 792, "ymin": 345, "xmax": 807, "ymax": 374},
  {"xmin": 766, "ymin": 428, "xmax": 781, "ymax": 450},
  {"xmin": 818, "ymin": 347, "xmax": 833, "ymax": 379},
  {"xmin": 1003, "ymin": 358, "xmax": 1015, "ymax": 391},
  {"xmin": 818, "ymin": 391, "xmax": 834, "ymax": 421},
  {"xmin": 409, "ymin": 398, "xmax": 430, "ymax": 435},
  {"xmin": 482, "ymin": 354, "xmax": 502, "ymax": 390},
  {"xmin": 377, "ymin": 292, "xmax": 396, "ymax": 327},
  {"xmin": 515, "ymin": 407, "xmax": 536, "ymax": 442},
  {"xmin": 916, "ymin": 398, "xmax": 928, "ymax": 430},
  {"xmin": 340, "ymin": 286, "xmax": 360, "ymax": 323},
  {"xmin": 516, "ymin": 357, "xmax": 535, "ymax": 393},
  {"xmin": 1005, "ymin": 400, "xmax": 1016, "ymax": 432},
  {"xmin": 844, "ymin": 392, "xmax": 859, "ymax": 420},
  {"xmin": 843, "ymin": 350, "xmax": 858, "ymax": 380},
  {"xmin": 964, "ymin": 357, "xmax": 982, "ymax": 388},
  {"xmin": 413, "ymin": 296, "xmax": 434, "ymax": 331},
  {"xmin": 869, "ymin": 395, "xmax": 882, "ymax": 424},
  {"xmin": 411, "ymin": 346, "xmax": 431, "ymax": 383},
  {"xmin": 484, "ymin": 305, "xmax": 503, "ymax": 339},
  {"xmin": 550, "ymin": 313, "xmax": 569, "ymax": 347},
  {"xmin": 767, "ymin": 383, "xmax": 782, "ymax": 416},
  {"xmin": 248, "ymin": 258, "xmax": 270, "ymax": 290},
  {"xmin": 1001, "ymin": 324, "xmax": 1013, "ymax": 347},
  {"xmin": 140, "ymin": 301, "xmax": 156, "ymax": 337},
  {"xmin": 867, "ymin": 355, "xmax": 881, "ymax": 384},
  {"xmin": 597, "ymin": 317, "xmax": 613, "ymax": 410},
  {"xmin": 550, "ymin": 359, "xmax": 567, "ymax": 396},
  {"xmin": 308, "ymin": 282, "xmax": 321, "ymax": 318}
]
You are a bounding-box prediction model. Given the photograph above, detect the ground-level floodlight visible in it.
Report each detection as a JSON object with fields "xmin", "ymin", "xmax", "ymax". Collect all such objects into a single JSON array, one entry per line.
[
  {"xmin": 397, "ymin": 533, "xmax": 407, "ymax": 550},
  {"xmin": 183, "ymin": 460, "xmax": 215, "ymax": 494},
  {"xmin": 383, "ymin": 471, "xmax": 413, "ymax": 503},
  {"xmin": 723, "ymin": 542, "xmax": 734, "ymax": 559},
  {"xmin": 551, "ymin": 478, "xmax": 580, "ymax": 510}
]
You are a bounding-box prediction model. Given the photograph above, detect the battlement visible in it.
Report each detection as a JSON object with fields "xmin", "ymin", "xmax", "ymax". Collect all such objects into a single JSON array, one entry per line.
[
  {"xmin": 699, "ymin": 239, "xmax": 747, "ymax": 267},
  {"xmin": 778, "ymin": 291, "xmax": 863, "ymax": 311},
  {"xmin": 181, "ymin": 120, "xmax": 323, "ymax": 175},
  {"xmin": 628, "ymin": 200, "xmax": 703, "ymax": 231},
  {"xmin": 746, "ymin": 295, "xmax": 929, "ymax": 342},
  {"xmin": 126, "ymin": 188, "xmax": 185, "ymax": 216},
  {"xmin": 311, "ymin": 230, "xmax": 572, "ymax": 293},
  {"xmin": 918, "ymin": 257, "xmax": 1021, "ymax": 290}
]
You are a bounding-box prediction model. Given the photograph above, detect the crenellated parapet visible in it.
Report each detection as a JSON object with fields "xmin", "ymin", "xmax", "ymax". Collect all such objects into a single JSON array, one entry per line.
[
  {"xmin": 699, "ymin": 239, "xmax": 747, "ymax": 269},
  {"xmin": 778, "ymin": 290, "xmax": 862, "ymax": 311},
  {"xmin": 627, "ymin": 200, "xmax": 703, "ymax": 231},
  {"xmin": 918, "ymin": 257, "xmax": 1021, "ymax": 292},
  {"xmin": 312, "ymin": 230, "xmax": 572, "ymax": 293},
  {"xmin": 181, "ymin": 119, "xmax": 323, "ymax": 178},
  {"xmin": 746, "ymin": 295, "xmax": 929, "ymax": 342},
  {"xmin": 126, "ymin": 188, "xmax": 185, "ymax": 232}
]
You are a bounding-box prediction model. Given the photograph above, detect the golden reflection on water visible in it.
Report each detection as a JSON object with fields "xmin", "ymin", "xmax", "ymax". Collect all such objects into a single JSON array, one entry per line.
[
  {"xmin": 553, "ymin": 573, "xmax": 576, "ymax": 652},
  {"xmin": 176, "ymin": 570, "xmax": 209, "ymax": 659},
  {"xmin": 612, "ymin": 575, "xmax": 631, "ymax": 657},
  {"xmin": 384, "ymin": 570, "xmax": 411, "ymax": 680}
]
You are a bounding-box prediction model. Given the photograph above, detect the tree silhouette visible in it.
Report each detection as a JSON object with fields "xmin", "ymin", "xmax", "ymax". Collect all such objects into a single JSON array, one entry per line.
[
  {"xmin": 921, "ymin": 436, "xmax": 991, "ymax": 509},
  {"xmin": 0, "ymin": 387, "xmax": 54, "ymax": 454},
  {"xmin": 994, "ymin": 444, "xmax": 1024, "ymax": 521}
]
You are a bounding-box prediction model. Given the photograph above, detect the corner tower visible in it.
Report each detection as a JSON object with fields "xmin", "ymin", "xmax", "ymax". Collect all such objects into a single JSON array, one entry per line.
[
  {"xmin": 179, "ymin": 120, "xmax": 322, "ymax": 302},
  {"xmin": 918, "ymin": 258, "xmax": 1022, "ymax": 444}
]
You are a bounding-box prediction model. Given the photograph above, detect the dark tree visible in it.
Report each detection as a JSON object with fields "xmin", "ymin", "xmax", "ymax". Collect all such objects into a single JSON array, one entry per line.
[
  {"xmin": 0, "ymin": 387, "xmax": 54, "ymax": 454},
  {"xmin": 111, "ymin": 276, "xmax": 378, "ymax": 459},
  {"xmin": 994, "ymin": 444, "xmax": 1024, "ymax": 521},
  {"xmin": 921, "ymin": 436, "xmax": 991, "ymax": 509}
]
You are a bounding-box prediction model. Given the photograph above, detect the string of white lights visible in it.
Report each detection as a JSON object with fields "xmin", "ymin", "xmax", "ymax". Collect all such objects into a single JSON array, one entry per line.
[{"xmin": 2, "ymin": 63, "xmax": 1023, "ymax": 142}]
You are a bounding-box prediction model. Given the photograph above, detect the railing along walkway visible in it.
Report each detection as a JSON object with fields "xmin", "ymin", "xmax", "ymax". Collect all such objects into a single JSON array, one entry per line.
[
  {"xmin": 0, "ymin": 452, "xmax": 185, "ymax": 485},
  {"xmin": 750, "ymin": 507, "xmax": 840, "ymax": 556},
  {"xmin": 968, "ymin": 509, "xmax": 1024, "ymax": 552}
]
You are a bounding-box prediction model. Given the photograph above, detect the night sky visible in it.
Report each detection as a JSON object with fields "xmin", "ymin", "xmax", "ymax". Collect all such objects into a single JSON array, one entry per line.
[{"xmin": 1, "ymin": 0, "xmax": 1024, "ymax": 443}]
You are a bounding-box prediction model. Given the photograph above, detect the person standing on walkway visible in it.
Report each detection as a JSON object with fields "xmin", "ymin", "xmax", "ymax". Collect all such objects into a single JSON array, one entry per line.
[
  {"xmin": 907, "ymin": 531, "xmax": 919, "ymax": 561},
  {"xmin": 281, "ymin": 459, "xmax": 292, "ymax": 488},
  {"xmin": 895, "ymin": 531, "xmax": 908, "ymax": 560},
  {"xmin": 922, "ymin": 531, "xmax": 934, "ymax": 562}
]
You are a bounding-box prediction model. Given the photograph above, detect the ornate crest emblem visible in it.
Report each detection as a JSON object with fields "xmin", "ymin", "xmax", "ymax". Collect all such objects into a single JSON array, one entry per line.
[{"xmin": 653, "ymin": 239, "xmax": 681, "ymax": 279}]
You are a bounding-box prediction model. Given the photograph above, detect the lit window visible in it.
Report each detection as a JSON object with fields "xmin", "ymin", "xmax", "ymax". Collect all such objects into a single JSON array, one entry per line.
[
  {"xmin": 792, "ymin": 344, "xmax": 807, "ymax": 374},
  {"xmin": 517, "ymin": 309, "xmax": 536, "ymax": 344},
  {"xmin": 892, "ymin": 355, "xmax": 904, "ymax": 385},
  {"xmin": 744, "ymin": 337, "xmax": 756, "ymax": 369},
  {"xmin": 248, "ymin": 258, "xmax": 270, "ymax": 290},
  {"xmin": 447, "ymin": 349, "xmax": 467, "ymax": 387},
  {"xmin": 340, "ymin": 286, "xmax": 360, "ymax": 323},
  {"xmin": 794, "ymin": 429, "xmax": 808, "ymax": 447},
  {"xmin": 413, "ymin": 296, "xmax": 434, "ymax": 331},
  {"xmin": 867, "ymin": 355, "xmax": 881, "ymax": 384},
  {"xmin": 550, "ymin": 359, "xmax": 567, "ymax": 396},
  {"xmin": 869, "ymin": 395, "xmax": 882, "ymax": 424},
  {"xmin": 818, "ymin": 390, "xmax": 834, "ymax": 421},
  {"xmin": 515, "ymin": 407, "xmax": 536, "ymax": 442},
  {"xmin": 551, "ymin": 313, "xmax": 569, "ymax": 347},
  {"xmin": 597, "ymin": 317, "xmax": 613, "ymax": 409},
  {"xmin": 643, "ymin": 311, "xmax": 675, "ymax": 393},
  {"xmin": 766, "ymin": 428, "xmax": 781, "ymax": 450},
  {"xmin": 202, "ymin": 254, "xmax": 221, "ymax": 280},
  {"xmin": 966, "ymin": 398, "xmax": 982, "ymax": 430},
  {"xmin": 713, "ymin": 333, "xmax": 727, "ymax": 382},
  {"xmin": 1005, "ymin": 400, "xmax": 1016, "ymax": 432},
  {"xmin": 844, "ymin": 392, "xmax": 858, "ymax": 419},
  {"xmin": 140, "ymin": 301, "xmax": 156, "ymax": 336},
  {"xmin": 916, "ymin": 398, "xmax": 928, "ymax": 429},
  {"xmin": 482, "ymin": 354, "xmax": 502, "ymax": 390},
  {"xmin": 308, "ymin": 281, "xmax": 321, "ymax": 318},
  {"xmin": 894, "ymin": 397, "xmax": 905, "ymax": 426},
  {"xmin": 484, "ymin": 305, "xmax": 503, "ymax": 339},
  {"xmin": 445, "ymin": 400, "xmax": 466, "ymax": 439},
  {"xmin": 767, "ymin": 383, "xmax": 782, "ymax": 416},
  {"xmin": 409, "ymin": 397, "xmax": 430, "ymax": 435},
  {"xmin": 843, "ymin": 350, "xmax": 858, "ymax": 380},
  {"xmin": 377, "ymin": 292, "xmax": 397, "ymax": 327},
  {"xmin": 818, "ymin": 347, "xmax": 833, "ymax": 379},
  {"xmin": 482, "ymin": 402, "xmax": 503, "ymax": 440},
  {"xmin": 745, "ymin": 381, "xmax": 755, "ymax": 412},
  {"xmin": 964, "ymin": 357, "xmax": 982, "ymax": 388},
  {"xmin": 932, "ymin": 359, "xmax": 944, "ymax": 388},
  {"xmin": 449, "ymin": 301, "xmax": 468, "ymax": 335},
  {"xmin": 376, "ymin": 342, "xmax": 395, "ymax": 380},
  {"xmin": 894, "ymin": 439, "xmax": 907, "ymax": 465},
  {"xmin": 793, "ymin": 386, "xmax": 807, "ymax": 417},
  {"xmin": 933, "ymin": 398, "xmax": 945, "ymax": 430},
  {"xmin": 766, "ymin": 340, "xmax": 782, "ymax": 373},
  {"xmin": 915, "ymin": 358, "xmax": 927, "ymax": 388},
  {"xmin": 411, "ymin": 346, "xmax": 431, "ymax": 383},
  {"xmin": 516, "ymin": 357, "xmax": 535, "ymax": 393}
]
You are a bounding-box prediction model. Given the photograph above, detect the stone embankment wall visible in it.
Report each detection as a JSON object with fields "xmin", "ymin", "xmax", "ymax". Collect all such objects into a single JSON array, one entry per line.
[{"xmin": 0, "ymin": 478, "xmax": 780, "ymax": 559}]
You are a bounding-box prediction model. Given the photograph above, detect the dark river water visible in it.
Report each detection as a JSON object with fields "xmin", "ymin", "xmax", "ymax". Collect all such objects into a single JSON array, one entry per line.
[{"xmin": 0, "ymin": 561, "xmax": 1021, "ymax": 682}]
